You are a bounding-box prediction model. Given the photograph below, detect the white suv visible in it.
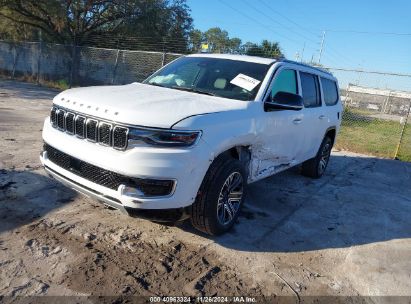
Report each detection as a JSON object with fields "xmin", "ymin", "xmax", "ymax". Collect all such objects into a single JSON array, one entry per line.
[{"xmin": 41, "ymin": 54, "xmax": 342, "ymax": 235}]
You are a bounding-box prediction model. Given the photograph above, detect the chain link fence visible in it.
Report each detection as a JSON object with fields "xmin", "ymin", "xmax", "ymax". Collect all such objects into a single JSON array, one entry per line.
[
  {"xmin": 0, "ymin": 40, "xmax": 410, "ymax": 161},
  {"xmin": 0, "ymin": 40, "xmax": 182, "ymax": 88},
  {"xmin": 334, "ymin": 71, "xmax": 411, "ymax": 161}
]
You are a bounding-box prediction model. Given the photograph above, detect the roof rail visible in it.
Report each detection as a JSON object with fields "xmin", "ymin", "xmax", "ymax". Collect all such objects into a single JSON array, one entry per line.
[{"xmin": 279, "ymin": 59, "xmax": 333, "ymax": 76}]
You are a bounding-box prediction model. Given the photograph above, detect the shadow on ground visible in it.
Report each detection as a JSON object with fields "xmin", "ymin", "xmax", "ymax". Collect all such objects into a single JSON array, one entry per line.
[
  {"xmin": 0, "ymin": 169, "xmax": 76, "ymax": 233},
  {"xmin": 180, "ymin": 155, "xmax": 411, "ymax": 252},
  {"xmin": 1, "ymin": 154, "xmax": 411, "ymax": 253},
  {"xmin": 0, "ymin": 79, "xmax": 59, "ymax": 100}
]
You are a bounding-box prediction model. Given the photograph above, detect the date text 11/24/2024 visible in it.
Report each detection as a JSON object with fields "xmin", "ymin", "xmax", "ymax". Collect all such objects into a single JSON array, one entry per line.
[{"xmin": 149, "ymin": 296, "xmax": 257, "ymax": 303}]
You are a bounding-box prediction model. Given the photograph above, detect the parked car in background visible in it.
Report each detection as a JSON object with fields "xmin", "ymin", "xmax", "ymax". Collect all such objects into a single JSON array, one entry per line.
[{"xmin": 40, "ymin": 54, "xmax": 342, "ymax": 235}]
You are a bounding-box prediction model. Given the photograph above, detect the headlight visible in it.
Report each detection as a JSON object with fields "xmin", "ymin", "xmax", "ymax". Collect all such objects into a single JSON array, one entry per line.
[{"xmin": 128, "ymin": 127, "xmax": 201, "ymax": 147}]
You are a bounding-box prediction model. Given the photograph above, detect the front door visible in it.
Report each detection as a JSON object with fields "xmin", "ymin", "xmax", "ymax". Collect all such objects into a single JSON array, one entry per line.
[{"xmin": 252, "ymin": 67, "xmax": 307, "ymax": 181}]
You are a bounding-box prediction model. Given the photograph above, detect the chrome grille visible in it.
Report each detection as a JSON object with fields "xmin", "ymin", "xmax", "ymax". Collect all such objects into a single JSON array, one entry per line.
[
  {"xmin": 113, "ymin": 126, "xmax": 128, "ymax": 150},
  {"xmin": 50, "ymin": 107, "xmax": 57, "ymax": 126},
  {"xmin": 86, "ymin": 119, "xmax": 98, "ymax": 142},
  {"xmin": 50, "ymin": 106, "xmax": 128, "ymax": 150},
  {"xmin": 65, "ymin": 112, "xmax": 75, "ymax": 134},
  {"xmin": 99, "ymin": 123, "xmax": 112, "ymax": 146},
  {"xmin": 75, "ymin": 116, "xmax": 86, "ymax": 138},
  {"xmin": 57, "ymin": 109, "xmax": 65, "ymax": 129}
]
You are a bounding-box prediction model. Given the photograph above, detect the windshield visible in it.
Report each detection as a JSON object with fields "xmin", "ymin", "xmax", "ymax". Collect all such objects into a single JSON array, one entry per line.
[{"xmin": 143, "ymin": 57, "xmax": 271, "ymax": 101}]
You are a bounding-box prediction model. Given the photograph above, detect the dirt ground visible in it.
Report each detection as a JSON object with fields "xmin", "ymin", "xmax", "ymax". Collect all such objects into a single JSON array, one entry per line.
[{"xmin": 1, "ymin": 80, "xmax": 411, "ymax": 302}]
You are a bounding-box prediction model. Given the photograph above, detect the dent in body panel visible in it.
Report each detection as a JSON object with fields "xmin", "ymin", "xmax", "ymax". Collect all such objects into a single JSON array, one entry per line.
[{"xmin": 248, "ymin": 143, "xmax": 295, "ymax": 183}]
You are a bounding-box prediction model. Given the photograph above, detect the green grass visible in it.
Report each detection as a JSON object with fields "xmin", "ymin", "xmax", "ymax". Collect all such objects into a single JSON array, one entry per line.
[
  {"xmin": 335, "ymin": 109, "xmax": 411, "ymax": 161},
  {"xmin": 37, "ymin": 79, "xmax": 69, "ymax": 90},
  {"xmin": 0, "ymin": 74, "xmax": 70, "ymax": 90},
  {"xmin": 397, "ymin": 123, "xmax": 411, "ymax": 162}
]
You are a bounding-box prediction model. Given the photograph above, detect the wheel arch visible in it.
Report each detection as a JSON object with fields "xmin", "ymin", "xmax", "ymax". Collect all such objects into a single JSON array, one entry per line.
[
  {"xmin": 212, "ymin": 145, "xmax": 252, "ymax": 177},
  {"xmin": 324, "ymin": 127, "xmax": 337, "ymax": 145}
]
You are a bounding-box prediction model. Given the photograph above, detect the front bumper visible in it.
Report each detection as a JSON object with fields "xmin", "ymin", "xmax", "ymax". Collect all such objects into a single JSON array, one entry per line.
[
  {"xmin": 41, "ymin": 118, "xmax": 212, "ymax": 210},
  {"xmin": 43, "ymin": 164, "xmax": 126, "ymax": 212},
  {"xmin": 43, "ymin": 164, "xmax": 190, "ymax": 222}
]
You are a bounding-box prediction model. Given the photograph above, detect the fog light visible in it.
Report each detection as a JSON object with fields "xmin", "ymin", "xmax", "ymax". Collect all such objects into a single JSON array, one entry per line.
[
  {"xmin": 121, "ymin": 179, "xmax": 175, "ymax": 198},
  {"xmin": 122, "ymin": 185, "xmax": 145, "ymax": 197}
]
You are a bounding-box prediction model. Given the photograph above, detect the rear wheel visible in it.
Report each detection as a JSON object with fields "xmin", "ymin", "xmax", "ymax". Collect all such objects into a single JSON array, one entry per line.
[
  {"xmin": 301, "ymin": 136, "xmax": 333, "ymax": 179},
  {"xmin": 190, "ymin": 154, "xmax": 246, "ymax": 235}
]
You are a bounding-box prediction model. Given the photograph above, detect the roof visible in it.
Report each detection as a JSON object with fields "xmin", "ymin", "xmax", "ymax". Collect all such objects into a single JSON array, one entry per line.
[
  {"xmin": 186, "ymin": 53, "xmax": 334, "ymax": 77},
  {"xmin": 187, "ymin": 53, "xmax": 277, "ymax": 65},
  {"xmin": 279, "ymin": 59, "xmax": 333, "ymax": 76}
]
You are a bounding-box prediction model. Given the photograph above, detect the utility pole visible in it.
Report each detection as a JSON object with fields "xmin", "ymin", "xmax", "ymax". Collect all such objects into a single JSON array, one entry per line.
[
  {"xmin": 37, "ymin": 29, "xmax": 42, "ymax": 85},
  {"xmin": 318, "ymin": 31, "xmax": 326, "ymax": 64},
  {"xmin": 301, "ymin": 42, "xmax": 306, "ymax": 63}
]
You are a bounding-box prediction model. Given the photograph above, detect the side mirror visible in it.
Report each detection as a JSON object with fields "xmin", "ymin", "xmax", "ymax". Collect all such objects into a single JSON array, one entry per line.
[{"xmin": 264, "ymin": 91, "xmax": 304, "ymax": 111}]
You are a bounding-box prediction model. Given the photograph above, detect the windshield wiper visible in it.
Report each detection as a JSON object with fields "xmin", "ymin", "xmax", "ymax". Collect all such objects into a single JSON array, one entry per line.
[{"xmin": 171, "ymin": 86, "xmax": 217, "ymax": 97}]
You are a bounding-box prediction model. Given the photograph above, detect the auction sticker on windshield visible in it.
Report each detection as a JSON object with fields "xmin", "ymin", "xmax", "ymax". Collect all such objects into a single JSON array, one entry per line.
[{"xmin": 230, "ymin": 74, "xmax": 261, "ymax": 91}]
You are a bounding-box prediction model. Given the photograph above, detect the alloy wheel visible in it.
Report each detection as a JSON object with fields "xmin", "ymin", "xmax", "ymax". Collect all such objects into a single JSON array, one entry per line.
[
  {"xmin": 216, "ymin": 172, "xmax": 244, "ymax": 225},
  {"xmin": 319, "ymin": 141, "xmax": 331, "ymax": 175}
]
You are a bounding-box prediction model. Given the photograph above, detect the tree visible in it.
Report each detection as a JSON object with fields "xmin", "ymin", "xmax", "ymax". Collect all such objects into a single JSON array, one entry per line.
[
  {"xmin": 189, "ymin": 29, "xmax": 203, "ymax": 52},
  {"xmin": 227, "ymin": 37, "xmax": 242, "ymax": 53},
  {"xmin": 0, "ymin": 8, "xmax": 39, "ymax": 41},
  {"xmin": 0, "ymin": 0, "xmax": 193, "ymax": 51},
  {"xmin": 246, "ymin": 39, "xmax": 283, "ymax": 58},
  {"xmin": 204, "ymin": 27, "xmax": 229, "ymax": 53},
  {"xmin": 116, "ymin": 0, "xmax": 193, "ymax": 52},
  {"xmin": 0, "ymin": 0, "xmax": 130, "ymax": 44},
  {"xmin": 188, "ymin": 27, "xmax": 242, "ymax": 54}
]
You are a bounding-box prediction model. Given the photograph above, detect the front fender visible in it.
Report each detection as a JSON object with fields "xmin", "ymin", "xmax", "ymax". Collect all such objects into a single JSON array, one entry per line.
[{"xmin": 172, "ymin": 108, "xmax": 257, "ymax": 160}]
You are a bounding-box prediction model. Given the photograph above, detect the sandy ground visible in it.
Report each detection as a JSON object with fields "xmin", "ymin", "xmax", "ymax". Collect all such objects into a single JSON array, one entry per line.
[{"xmin": 1, "ymin": 80, "xmax": 411, "ymax": 302}]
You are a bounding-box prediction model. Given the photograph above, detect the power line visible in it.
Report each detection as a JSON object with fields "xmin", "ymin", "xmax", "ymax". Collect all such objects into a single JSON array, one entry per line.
[
  {"xmin": 194, "ymin": 16, "xmax": 411, "ymax": 37},
  {"xmin": 259, "ymin": 0, "xmax": 319, "ymax": 40},
  {"xmin": 217, "ymin": 0, "xmax": 301, "ymax": 46},
  {"xmin": 324, "ymin": 67, "xmax": 411, "ymax": 77},
  {"xmin": 320, "ymin": 29, "xmax": 411, "ymax": 36},
  {"xmin": 258, "ymin": 0, "xmax": 411, "ymax": 37},
  {"xmin": 239, "ymin": 0, "xmax": 350, "ymax": 66},
  {"xmin": 242, "ymin": 0, "xmax": 317, "ymax": 44},
  {"xmin": 251, "ymin": 0, "xmax": 355, "ymax": 66}
]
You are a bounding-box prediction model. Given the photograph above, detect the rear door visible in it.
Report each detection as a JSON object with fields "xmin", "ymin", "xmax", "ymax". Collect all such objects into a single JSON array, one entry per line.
[
  {"xmin": 298, "ymin": 71, "xmax": 326, "ymax": 160},
  {"xmin": 320, "ymin": 76, "xmax": 342, "ymax": 132}
]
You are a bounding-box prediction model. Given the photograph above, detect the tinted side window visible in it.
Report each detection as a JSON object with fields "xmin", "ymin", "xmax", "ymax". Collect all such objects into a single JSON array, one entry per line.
[
  {"xmin": 271, "ymin": 69, "xmax": 297, "ymax": 98},
  {"xmin": 321, "ymin": 78, "xmax": 339, "ymax": 106},
  {"xmin": 300, "ymin": 72, "xmax": 321, "ymax": 108}
]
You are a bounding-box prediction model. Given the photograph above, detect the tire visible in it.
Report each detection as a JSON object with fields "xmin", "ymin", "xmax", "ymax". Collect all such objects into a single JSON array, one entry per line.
[
  {"xmin": 301, "ymin": 136, "xmax": 333, "ymax": 179},
  {"xmin": 190, "ymin": 154, "xmax": 247, "ymax": 235}
]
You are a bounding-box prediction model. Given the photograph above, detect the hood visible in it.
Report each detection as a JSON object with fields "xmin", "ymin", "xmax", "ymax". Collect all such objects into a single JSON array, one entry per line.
[{"xmin": 53, "ymin": 83, "xmax": 250, "ymax": 129}]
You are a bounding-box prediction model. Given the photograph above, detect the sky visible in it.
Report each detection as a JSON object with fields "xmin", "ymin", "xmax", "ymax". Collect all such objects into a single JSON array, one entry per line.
[{"xmin": 186, "ymin": 0, "xmax": 411, "ymax": 91}]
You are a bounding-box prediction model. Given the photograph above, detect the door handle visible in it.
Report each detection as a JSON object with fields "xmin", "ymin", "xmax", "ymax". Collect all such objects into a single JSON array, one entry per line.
[
  {"xmin": 293, "ymin": 118, "xmax": 302, "ymax": 125},
  {"xmin": 319, "ymin": 115, "xmax": 326, "ymax": 120}
]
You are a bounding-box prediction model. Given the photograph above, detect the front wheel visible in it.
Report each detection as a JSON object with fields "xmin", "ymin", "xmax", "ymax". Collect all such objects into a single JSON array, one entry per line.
[
  {"xmin": 301, "ymin": 136, "xmax": 333, "ymax": 179},
  {"xmin": 190, "ymin": 154, "xmax": 247, "ymax": 235}
]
